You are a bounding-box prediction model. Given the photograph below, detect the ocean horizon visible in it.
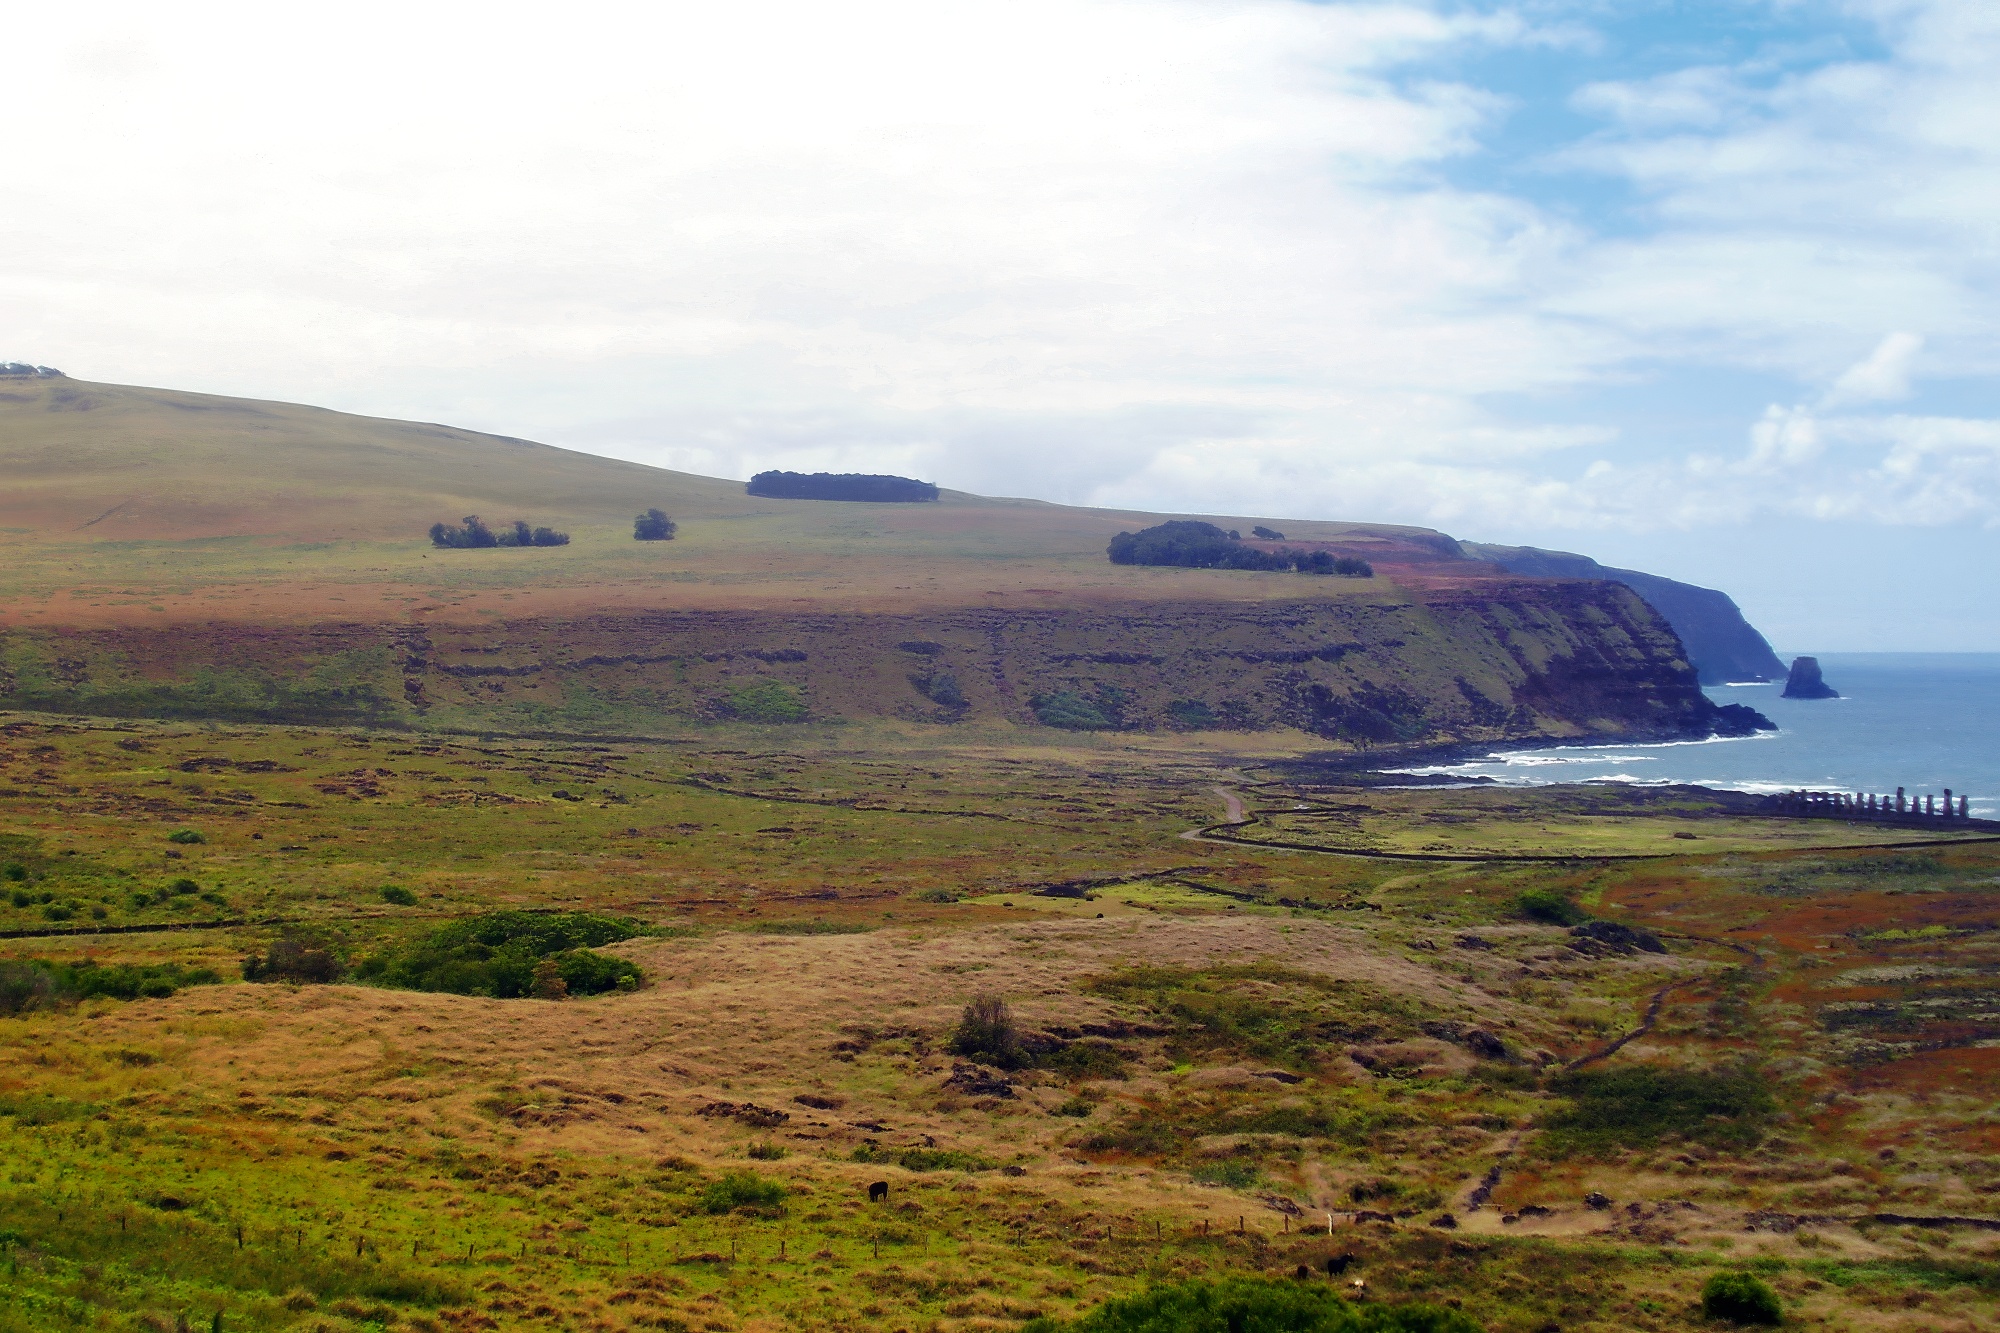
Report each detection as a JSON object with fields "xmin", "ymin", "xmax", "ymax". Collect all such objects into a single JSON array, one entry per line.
[{"xmin": 1394, "ymin": 651, "xmax": 2000, "ymax": 819}]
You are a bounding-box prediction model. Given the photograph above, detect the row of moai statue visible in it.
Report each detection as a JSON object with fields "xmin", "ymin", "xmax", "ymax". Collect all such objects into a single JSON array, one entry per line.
[{"xmin": 1772, "ymin": 786, "xmax": 1971, "ymax": 821}]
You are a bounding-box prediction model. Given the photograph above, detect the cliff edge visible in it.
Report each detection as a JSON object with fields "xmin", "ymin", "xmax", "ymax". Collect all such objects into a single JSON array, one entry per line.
[{"xmin": 1463, "ymin": 544, "xmax": 1786, "ymax": 685}]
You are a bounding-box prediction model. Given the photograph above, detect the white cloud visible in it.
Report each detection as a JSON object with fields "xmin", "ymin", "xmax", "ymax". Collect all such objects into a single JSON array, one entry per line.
[
  {"xmin": 2, "ymin": 0, "xmax": 1999, "ymax": 552},
  {"xmin": 1824, "ymin": 331, "xmax": 1924, "ymax": 405}
]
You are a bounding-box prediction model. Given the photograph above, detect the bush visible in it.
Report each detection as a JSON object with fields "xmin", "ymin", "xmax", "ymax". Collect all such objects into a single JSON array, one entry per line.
[
  {"xmin": 1542, "ymin": 1064, "xmax": 1775, "ymax": 1155},
  {"xmin": 379, "ymin": 885, "xmax": 419, "ymax": 906},
  {"xmin": 0, "ymin": 958, "xmax": 220, "ymax": 1012},
  {"xmin": 243, "ymin": 928, "xmax": 348, "ymax": 984},
  {"xmin": 951, "ymin": 994, "xmax": 1025, "ymax": 1068},
  {"xmin": 429, "ymin": 516, "xmax": 568, "ymax": 548},
  {"xmin": 852, "ymin": 1144, "xmax": 995, "ymax": 1172},
  {"xmin": 1517, "ymin": 888, "xmax": 1587, "ymax": 926},
  {"xmin": 700, "ymin": 1171, "xmax": 787, "ymax": 1215},
  {"xmin": 633, "ymin": 508, "xmax": 678, "ymax": 540},
  {"xmin": 1020, "ymin": 1276, "xmax": 1481, "ymax": 1332},
  {"xmin": 353, "ymin": 911, "xmax": 640, "ymax": 999},
  {"xmin": 1039, "ymin": 1040, "xmax": 1129, "ymax": 1080},
  {"xmin": 746, "ymin": 471, "xmax": 939, "ymax": 502},
  {"xmin": 1189, "ymin": 1160, "xmax": 1260, "ymax": 1189},
  {"xmin": 1030, "ymin": 689, "xmax": 1122, "ymax": 731},
  {"xmin": 165, "ymin": 829, "xmax": 205, "ymax": 845},
  {"xmin": 724, "ymin": 679, "xmax": 809, "ymax": 723},
  {"xmin": 1166, "ymin": 699, "xmax": 1219, "ymax": 730},
  {"xmin": 746, "ymin": 1141, "xmax": 789, "ymax": 1161},
  {"xmin": 1701, "ymin": 1272, "xmax": 1782, "ymax": 1325},
  {"xmin": 1106, "ymin": 523, "xmax": 1373, "ymax": 579}
]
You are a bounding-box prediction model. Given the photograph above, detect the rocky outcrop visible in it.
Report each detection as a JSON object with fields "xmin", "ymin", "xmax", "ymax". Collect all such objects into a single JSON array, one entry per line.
[
  {"xmin": 1782, "ymin": 656, "xmax": 1839, "ymax": 700},
  {"xmin": 1464, "ymin": 544, "xmax": 1785, "ymax": 685}
]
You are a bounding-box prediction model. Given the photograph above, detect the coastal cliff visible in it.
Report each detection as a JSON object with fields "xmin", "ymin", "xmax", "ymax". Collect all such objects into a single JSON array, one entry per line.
[
  {"xmin": 0, "ymin": 581, "xmax": 1765, "ymax": 747},
  {"xmin": 1464, "ymin": 544, "xmax": 1786, "ymax": 685}
]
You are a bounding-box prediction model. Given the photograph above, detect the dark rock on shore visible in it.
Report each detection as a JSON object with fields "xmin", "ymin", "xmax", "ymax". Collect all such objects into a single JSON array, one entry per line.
[{"xmin": 1782, "ymin": 656, "xmax": 1839, "ymax": 700}]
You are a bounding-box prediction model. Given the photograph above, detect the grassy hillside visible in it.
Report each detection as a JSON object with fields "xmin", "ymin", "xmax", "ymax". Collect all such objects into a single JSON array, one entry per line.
[
  {"xmin": 0, "ymin": 377, "xmax": 1456, "ymax": 625},
  {"xmin": 0, "ymin": 377, "xmax": 1737, "ymax": 747}
]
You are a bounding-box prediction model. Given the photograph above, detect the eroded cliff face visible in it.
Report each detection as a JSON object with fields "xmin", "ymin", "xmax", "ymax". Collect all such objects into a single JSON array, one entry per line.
[{"xmin": 0, "ymin": 581, "xmax": 1747, "ymax": 746}]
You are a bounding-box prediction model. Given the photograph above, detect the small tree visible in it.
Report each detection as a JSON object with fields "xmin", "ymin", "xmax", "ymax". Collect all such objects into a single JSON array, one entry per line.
[
  {"xmin": 243, "ymin": 929, "xmax": 346, "ymax": 984},
  {"xmin": 633, "ymin": 508, "xmax": 677, "ymax": 541},
  {"xmin": 951, "ymin": 994, "xmax": 1024, "ymax": 1068},
  {"xmin": 531, "ymin": 957, "xmax": 568, "ymax": 1000}
]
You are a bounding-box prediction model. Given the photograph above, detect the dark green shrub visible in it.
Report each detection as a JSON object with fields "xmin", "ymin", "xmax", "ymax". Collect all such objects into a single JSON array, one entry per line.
[
  {"xmin": 165, "ymin": 829, "xmax": 205, "ymax": 845},
  {"xmin": 243, "ymin": 929, "xmax": 348, "ymax": 984},
  {"xmin": 725, "ymin": 679, "xmax": 808, "ymax": 723},
  {"xmin": 1031, "ymin": 689, "xmax": 1120, "ymax": 730},
  {"xmin": 634, "ymin": 508, "xmax": 677, "ymax": 540},
  {"xmin": 852, "ymin": 1145, "xmax": 994, "ymax": 1172},
  {"xmin": 0, "ymin": 959, "xmax": 220, "ymax": 1012},
  {"xmin": 912, "ymin": 671, "xmax": 966, "ymax": 708},
  {"xmin": 746, "ymin": 471, "xmax": 938, "ymax": 502},
  {"xmin": 1542, "ymin": 1064, "xmax": 1774, "ymax": 1155},
  {"xmin": 1039, "ymin": 1040, "xmax": 1129, "ymax": 1080},
  {"xmin": 1052, "ymin": 1097, "xmax": 1094, "ymax": 1118},
  {"xmin": 1189, "ymin": 1160, "xmax": 1259, "ymax": 1189},
  {"xmin": 2, "ymin": 863, "xmax": 25, "ymax": 882},
  {"xmin": 700, "ymin": 1171, "xmax": 787, "ymax": 1215},
  {"xmin": 1517, "ymin": 888, "xmax": 1587, "ymax": 926},
  {"xmin": 1019, "ymin": 1275, "xmax": 1480, "ymax": 1332},
  {"xmin": 950, "ymin": 994, "xmax": 1025, "ymax": 1068},
  {"xmin": 1165, "ymin": 699, "xmax": 1220, "ymax": 729},
  {"xmin": 1701, "ymin": 1272, "xmax": 1782, "ymax": 1325},
  {"xmin": 746, "ymin": 1141, "xmax": 788, "ymax": 1161},
  {"xmin": 8, "ymin": 890, "xmax": 29, "ymax": 908},
  {"xmin": 169, "ymin": 878, "xmax": 199, "ymax": 895},
  {"xmin": 354, "ymin": 911, "xmax": 639, "ymax": 998},
  {"xmin": 42, "ymin": 903, "xmax": 72, "ymax": 921},
  {"xmin": 379, "ymin": 885, "xmax": 419, "ymax": 906}
]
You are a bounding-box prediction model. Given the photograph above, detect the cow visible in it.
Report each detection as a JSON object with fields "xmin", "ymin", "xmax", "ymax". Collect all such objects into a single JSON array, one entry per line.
[{"xmin": 867, "ymin": 1181, "xmax": 888, "ymax": 1203}]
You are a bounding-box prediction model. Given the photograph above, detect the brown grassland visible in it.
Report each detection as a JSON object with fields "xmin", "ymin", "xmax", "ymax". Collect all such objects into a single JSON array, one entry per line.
[{"xmin": 0, "ymin": 712, "xmax": 1996, "ymax": 1333}]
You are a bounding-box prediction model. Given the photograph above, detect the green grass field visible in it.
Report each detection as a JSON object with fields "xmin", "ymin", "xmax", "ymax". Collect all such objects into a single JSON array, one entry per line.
[{"xmin": 0, "ymin": 713, "xmax": 1996, "ymax": 1332}]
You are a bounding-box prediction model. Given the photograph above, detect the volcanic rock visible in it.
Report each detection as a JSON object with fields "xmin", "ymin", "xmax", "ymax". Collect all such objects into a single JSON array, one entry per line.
[{"xmin": 1782, "ymin": 656, "xmax": 1839, "ymax": 699}]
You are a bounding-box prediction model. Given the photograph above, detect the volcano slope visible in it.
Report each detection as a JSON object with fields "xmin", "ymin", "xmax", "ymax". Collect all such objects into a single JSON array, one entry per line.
[{"xmin": 0, "ymin": 376, "xmax": 1752, "ymax": 749}]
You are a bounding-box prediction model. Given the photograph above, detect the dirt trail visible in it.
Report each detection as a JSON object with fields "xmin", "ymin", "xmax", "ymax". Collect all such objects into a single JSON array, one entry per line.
[{"xmin": 1179, "ymin": 787, "xmax": 1249, "ymax": 841}]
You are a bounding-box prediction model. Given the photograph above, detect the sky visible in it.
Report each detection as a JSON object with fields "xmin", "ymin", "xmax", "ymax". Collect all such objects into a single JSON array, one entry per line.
[{"xmin": 4, "ymin": 0, "xmax": 1997, "ymax": 651}]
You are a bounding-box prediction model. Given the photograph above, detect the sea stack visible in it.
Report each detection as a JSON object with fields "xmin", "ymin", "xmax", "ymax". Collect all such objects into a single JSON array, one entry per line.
[{"xmin": 1782, "ymin": 656, "xmax": 1839, "ymax": 700}]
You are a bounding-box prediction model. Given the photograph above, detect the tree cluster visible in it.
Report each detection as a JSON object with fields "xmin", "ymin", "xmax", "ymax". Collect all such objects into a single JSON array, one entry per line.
[
  {"xmin": 1106, "ymin": 521, "xmax": 1371, "ymax": 577},
  {"xmin": 352, "ymin": 910, "xmax": 640, "ymax": 998},
  {"xmin": 746, "ymin": 470, "xmax": 940, "ymax": 502},
  {"xmin": 428, "ymin": 515, "xmax": 570, "ymax": 548},
  {"xmin": 633, "ymin": 508, "xmax": 677, "ymax": 540}
]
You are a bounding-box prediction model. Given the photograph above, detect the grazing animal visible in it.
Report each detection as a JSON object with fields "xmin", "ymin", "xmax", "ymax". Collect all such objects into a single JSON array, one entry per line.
[
  {"xmin": 1295, "ymin": 1265, "xmax": 1312, "ymax": 1280},
  {"xmin": 867, "ymin": 1181, "xmax": 889, "ymax": 1203},
  {"xmin": 1326, "ymin": 1254, "xmax": 1354, "ymax": 1275}
]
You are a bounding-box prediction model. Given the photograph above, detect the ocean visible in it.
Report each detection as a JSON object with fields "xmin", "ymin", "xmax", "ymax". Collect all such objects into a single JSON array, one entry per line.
[{"xmin": 1393, "ymin": 652, "xmax": 2000, "ymax": 819}]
